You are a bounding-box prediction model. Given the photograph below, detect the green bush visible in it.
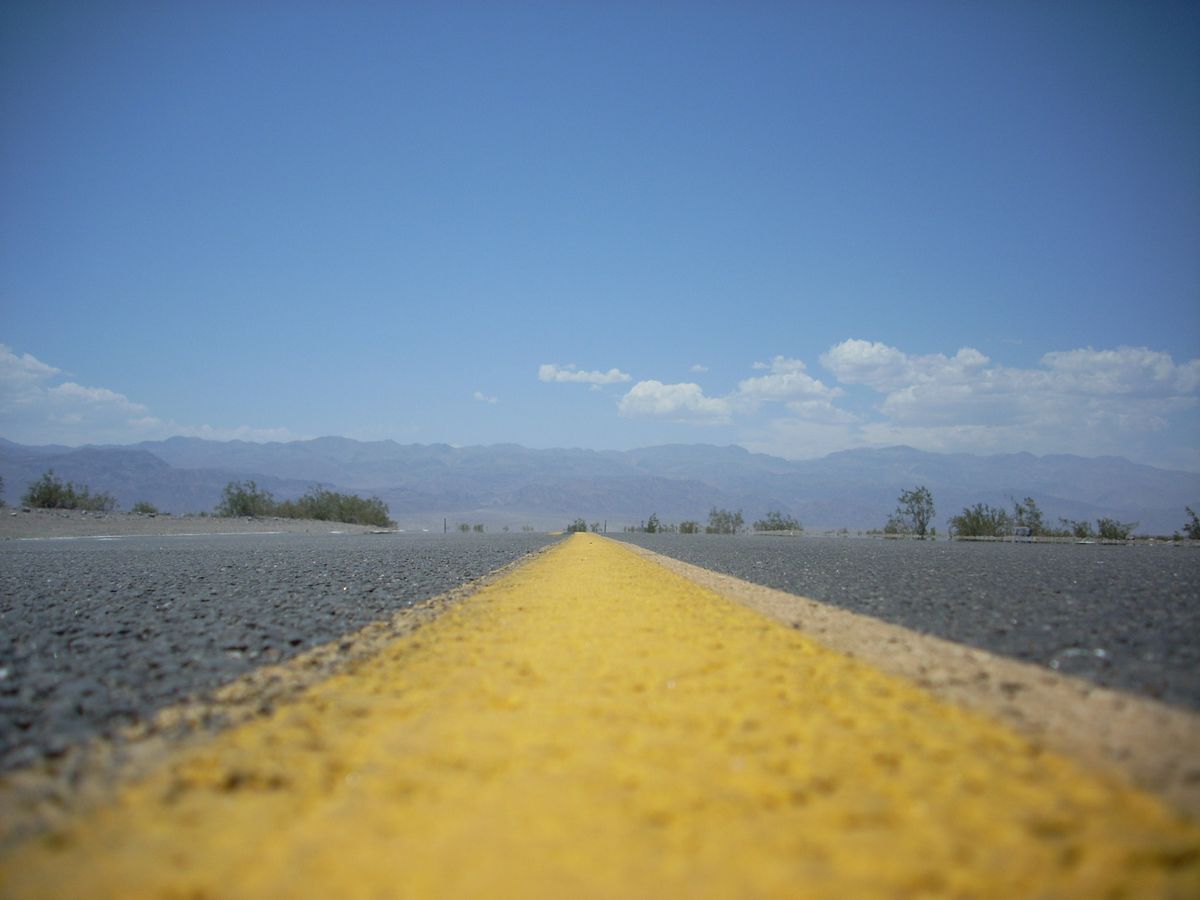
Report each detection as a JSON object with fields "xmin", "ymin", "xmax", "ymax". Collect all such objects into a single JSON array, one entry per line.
[
  {"xmin": 23, "ymin": 470, "xmax": 116, "ymax": 512},
  {"xmin": 753, "ymin": 510, "xmax": 802, "ymax": 532},
  {"xmin": 706, "ymin": 507, "xmax": 744, "ymax": 534},
  {"xmin": 566, "ymin": 518, "xmax": 588, "ymax": 533},
  {"xmin": 949, "ymin": 503, "xmax": 1011, "ymax": 538},
  {"xmin": 130, "ymin": 500, "xmax": 159, "ymax": 516},
  {"xmin": 1096, "ymin": 517, "xmax": 1136, "ymax": 540},
  {"xmin": 1184, "ymin": 507, "xmax": 1200, "ymax": 540},
  {"xmin": 891, "ymin": 486, "xmax": 935, "ymax": 539},
  {"xmin": 215, "ymin": 480, "xmax": 276, "ymax": 517},
  {"xmin": 275, "ymin": 487, "xmax": 392, "ymax": 527},
  {"xmin": 1057, "ymin": 518, "xmax": 1095, "ymax": 539}
]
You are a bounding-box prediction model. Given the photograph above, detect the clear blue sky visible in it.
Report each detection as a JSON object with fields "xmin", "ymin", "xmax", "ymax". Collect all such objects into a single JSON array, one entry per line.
[{"xmin": 3, "ymin": 1, "xmax": 1198, "ymax": 469}]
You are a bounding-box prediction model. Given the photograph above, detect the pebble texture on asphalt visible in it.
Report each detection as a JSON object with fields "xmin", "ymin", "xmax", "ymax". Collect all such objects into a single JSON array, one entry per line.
[
  {"xmin": 0, "ymin": 533, "xmax": 556, "ymax": 772},
  {"xmin": 6, "ymin": 534, "xmax": 1196, "ymax": 897},
  {"xmin": 612, "ymin": 534, "xmax": 1200, "ymax": 711}
]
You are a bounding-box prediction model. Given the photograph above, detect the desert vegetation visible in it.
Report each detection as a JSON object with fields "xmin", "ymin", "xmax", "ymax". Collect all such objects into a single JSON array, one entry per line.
[
  {"xmin": 885, "ymin": 486, "xmax": 935, "ymax": 539},
  {"xmin": 947, "ymin": 494, "xmax": 1141, "ymax": 540},
  {"xmin": 215, "ymin": 481, "xmax": 392, "ymax": 528},
  {"xmin": 1184, "ymin": 508, "xmax": 1200, "ymax": 540},
  {"xmin": 22, "ymin": 470, "xmax": 117, "ymax": 512},
  {"xmin": 706, "ymin": 507, "xmax": 744, "ymax": 534},
  {"xmin": 753, "ymin": 510, "xmax": 802, "ymax": 532}
]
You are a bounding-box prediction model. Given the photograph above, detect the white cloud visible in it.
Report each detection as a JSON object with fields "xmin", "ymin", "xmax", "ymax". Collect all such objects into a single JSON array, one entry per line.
[
  {"xmin": 0, "ymin": 343, "xmax": 296, "ymax": 446},
  {"xmin": 618, "ymin": 380, "xmax": 732, "ymax": 425},
  {"xmin": 646, "ymin": 340, "xmax": 1198, "ymax": 468},
  {"xmin": 821, "ymin": 339, "xmax": 990, "ymax": 393},
  {"xmin": 806, "ymin": 338, "xmax": 1200, "ymax": 465},
  {"xmin": 689, "ymin": 363, "xmax": 709, "ymax": 373},
  {"xmin": 473, "ymin": 391, "xmax": 498, "ymax": 404},
  {"xmin": 618, "ymin": 358, "xmax": 845, "ymax": 430},
  {"xmin": 734, "ymin": 356, "xmax": 840, "ymax": 408},
  {"xmin": 538, "ymin": 363, "xmax": 631, "ymax": 385}
]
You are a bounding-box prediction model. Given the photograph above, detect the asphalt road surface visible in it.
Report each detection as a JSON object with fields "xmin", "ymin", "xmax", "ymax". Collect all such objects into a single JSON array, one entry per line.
[
  {"xmin": 613, "ymin": 533, "xmax": 1200, "ymax": 711},
  {"xmin": 0, "ymin": 532, "xmax": 557, "ymax": 772}
]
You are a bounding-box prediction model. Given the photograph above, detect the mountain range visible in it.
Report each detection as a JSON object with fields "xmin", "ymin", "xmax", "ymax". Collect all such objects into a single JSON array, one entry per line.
[{"xmin": 1, "ymin": 436, "xmax": 1197, "ymax": 535}]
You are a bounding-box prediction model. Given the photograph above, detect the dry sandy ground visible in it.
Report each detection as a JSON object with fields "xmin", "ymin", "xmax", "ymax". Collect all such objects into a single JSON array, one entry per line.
[{"xmin": 0, "ymin": 508, "xmax": 388, "ymax": 540}]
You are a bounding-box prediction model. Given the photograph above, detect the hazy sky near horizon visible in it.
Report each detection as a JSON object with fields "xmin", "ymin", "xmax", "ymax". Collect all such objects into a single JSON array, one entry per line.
[{"xmin": 2, "ymin": 2, "xmax": 1198, "ymax": 469}]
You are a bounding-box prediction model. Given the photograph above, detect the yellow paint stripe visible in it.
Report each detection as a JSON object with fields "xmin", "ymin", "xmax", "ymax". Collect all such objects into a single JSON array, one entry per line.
[{"xmin": 2, "ymin": 533, "xmax": 1197, "ymax": 898}]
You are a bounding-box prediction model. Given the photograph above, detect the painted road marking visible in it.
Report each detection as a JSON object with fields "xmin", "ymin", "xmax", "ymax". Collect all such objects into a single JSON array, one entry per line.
[
  {"xmin": 619, "ymin": 540, "xmax": 1200, "ymax": 818},
  {"xmin": 1, "ymin": 533, "xmax": 1197, "ymax": 897}
]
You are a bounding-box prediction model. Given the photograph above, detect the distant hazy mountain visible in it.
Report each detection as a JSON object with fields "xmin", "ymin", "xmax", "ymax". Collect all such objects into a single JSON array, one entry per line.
[{"xmin": 1, "ymin": 436, "xmax": 1197, "ymax": 534}]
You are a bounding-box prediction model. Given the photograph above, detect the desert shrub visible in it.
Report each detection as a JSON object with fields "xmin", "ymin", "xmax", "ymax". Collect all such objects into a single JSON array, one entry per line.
[
  {"xmin": 130, "ymin": 500, "xmax": 159, "ymax": 515},
  {"xmin": 1057, "ymin": 518, "xmax": 1095, "ymax": 539},
  {"xmin": 706, "ymin": 507, "xmax": 744, "ymax": 534},
  {"xmin": 1184, "ymin": 507, "xmax": 1200, "ymax": 540},
  {"xmin": 23, "ymin": 470, "xmax": 116, "ymax": 512},
  {"xmin": 1012, "ymin": 496, "xmax": 1045, "ymax": 536},
  {"xmin": 753, "ymin": 510, "xmax": 802, "ymax": 532},
  {"xmin": 891, "ymin": 486, "xmax": 935, "ymax": 539},
  {"xmin": 949, "ymin": 503, "xmax": 1011, "ymax": 538},
  {"xmin": 215, "ymin": 480, "xmax": 276, "ymax": 517},
  {"xmin": 275, "ymin": 487, "xmax": 392, "ymax": 527},
  {"xmin": 1096, "ymin": 517, "xmax": 1136, "ymax": 540}
]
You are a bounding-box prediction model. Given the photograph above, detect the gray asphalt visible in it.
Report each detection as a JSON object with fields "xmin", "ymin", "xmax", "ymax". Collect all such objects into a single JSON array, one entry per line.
[
  {"xmin": 0, "ymin": 532, "xmax": 557, "ymax": 772},
  {"xmin": 612, "ymin": 533, "xmax": 1200, "ymax": 711}
]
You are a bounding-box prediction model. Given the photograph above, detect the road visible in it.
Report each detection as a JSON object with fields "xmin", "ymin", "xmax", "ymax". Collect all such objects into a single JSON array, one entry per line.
[
  {"xmin": 4, "ymin": 534, "xmax": 1196, "ymax": 897},
  {"xmin": 612, "ymin": 533, "xmax": 1200, "ymax": 710},
  {"xmin": 0, "ymin": 532, "xmax": 557, "ymax": 772}
]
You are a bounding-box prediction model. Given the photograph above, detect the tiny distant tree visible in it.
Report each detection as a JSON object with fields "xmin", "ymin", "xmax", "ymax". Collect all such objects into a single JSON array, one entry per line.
[
  {"xmin": 1184, "ymin": 507, "xmax": 1200, "ymax": 540},
  {"xmin": 706, "ymin": 507, "xmax": 744, "ymax": 534},
  {"xmin": 753, "ymin": 510, "xmax": 802, "ymax": 532},
  {"xmin": 457, "ymin": 522, "xmax": 470, "ymax": 533},
  {"xmin": 24, "ymin": 470, "xmax": 116, "ymax": 512},
  {"xmin": 215, "ymin": 480, "xmax": 275, "ymax": 518},
  {"xmin": 131, "ymin": 500, "xmax": 159, "ymax": 516},
  {"xmin": 678, "ymin": 520, "xmax": 700, "ymax": 534},
  {"xmin": 1012, "ymin": 496, "xmax": 1044, "ymax": 536},
  {"xmin": 566, "ymin": 518, "xmax": 588, "ymax": 533},
  {"xmin": 589, "ymin": 522, "xmax": 602, "ymax": 533},
  {"xmin": 645, "ymin": 513, "xmax": 661, "ymax": 534},
  {"xmin": 1059, "ymin": 517, "xmax": 1095, "ymax": 539},
  {"xmin": 892, "ymin": 486, "xmax": 935, "ymax": 539},
  {"xmin": 473, "ymin": 523, "xmax": 484, "ymax": 532},
  {"xmin": 1096, "ymin": 517, "xmax": 1136, "ymax": 540},
  {"xmin": 949, "ymin": 503, "xmax": 1010, "ymax": 538}
]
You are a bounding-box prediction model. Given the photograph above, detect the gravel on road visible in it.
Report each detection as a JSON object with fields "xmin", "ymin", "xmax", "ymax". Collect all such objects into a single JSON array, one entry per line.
[
  {"xmin": 0, "ymin": 532, "xmax": 557, "ymax": 772},
  {"xmin": 612, "ymin": 533, "xmax": 1200, "ymax": 711}
]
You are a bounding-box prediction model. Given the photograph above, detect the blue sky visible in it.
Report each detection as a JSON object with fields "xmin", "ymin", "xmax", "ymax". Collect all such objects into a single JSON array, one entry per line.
[{"xmin": 2, "ymin": 1, "xmax": 1198, "ymax": 469}]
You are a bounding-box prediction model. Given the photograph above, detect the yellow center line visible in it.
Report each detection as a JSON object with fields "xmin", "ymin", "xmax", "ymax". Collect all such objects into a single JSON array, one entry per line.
[{"xmin": 2, "ymin": 533, "xmax": 1197, "ymax": 898}]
